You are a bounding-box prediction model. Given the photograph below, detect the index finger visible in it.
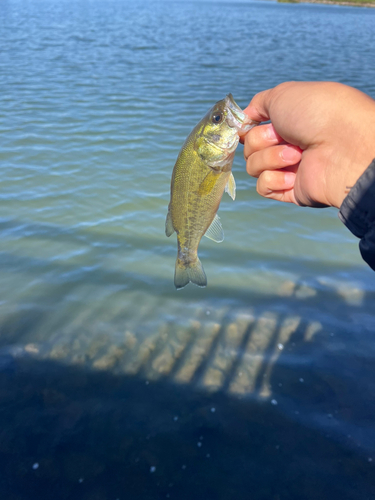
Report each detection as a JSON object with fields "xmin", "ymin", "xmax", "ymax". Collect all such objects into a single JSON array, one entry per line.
[{"xmin": 243, "ymin": 88, "xmax": 274, "ymax": 123}]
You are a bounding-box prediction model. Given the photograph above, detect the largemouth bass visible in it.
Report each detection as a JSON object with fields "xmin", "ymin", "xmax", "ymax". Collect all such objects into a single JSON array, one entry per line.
[{"xmin": 166, "ymin": 94, "xmax": 258, "ymax": 289}]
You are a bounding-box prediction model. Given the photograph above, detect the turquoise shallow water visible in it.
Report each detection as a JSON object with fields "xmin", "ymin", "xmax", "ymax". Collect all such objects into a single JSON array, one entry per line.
[{"xmin": 0, "ymin": 0, "xmax": 375, "ymax": 498}]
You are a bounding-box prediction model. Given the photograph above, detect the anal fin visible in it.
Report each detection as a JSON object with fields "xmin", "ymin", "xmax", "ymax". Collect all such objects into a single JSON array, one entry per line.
[{"xmin": 204, "ymin": 214, "xmax": 224, "ymax": 243}]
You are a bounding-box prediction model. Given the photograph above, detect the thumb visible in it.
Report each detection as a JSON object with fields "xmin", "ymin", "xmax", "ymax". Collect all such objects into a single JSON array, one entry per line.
[{"xmin": 243, "ymin": 88, "xmax": 274, "ymax": 123}]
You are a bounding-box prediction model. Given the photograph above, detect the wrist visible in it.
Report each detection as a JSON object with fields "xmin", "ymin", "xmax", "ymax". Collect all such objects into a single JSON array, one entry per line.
[
  {"xmin": 339, "ymin": 162, "xmax": 375, "ymax": 209},
  {"xmin": 325, "ymin": 150, "xmax": 375, "ymax": 209}
]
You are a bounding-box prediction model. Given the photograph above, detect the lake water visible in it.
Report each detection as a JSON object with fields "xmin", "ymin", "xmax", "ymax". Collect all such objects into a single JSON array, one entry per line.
[{"xmin": 1, "ymin": 0, "xmax": 375, "ymax": 498}]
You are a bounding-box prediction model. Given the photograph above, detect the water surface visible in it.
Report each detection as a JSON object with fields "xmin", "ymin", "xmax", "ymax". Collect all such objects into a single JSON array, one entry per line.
[{"xmin": 0, "ymin": 1, "xmax": 375, "ymax": 499}]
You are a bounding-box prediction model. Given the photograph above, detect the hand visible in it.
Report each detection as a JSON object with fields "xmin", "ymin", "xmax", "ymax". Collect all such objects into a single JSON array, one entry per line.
[{"xmin": 243, "ymin": 82, "xmax": 375, "ymax": 209}]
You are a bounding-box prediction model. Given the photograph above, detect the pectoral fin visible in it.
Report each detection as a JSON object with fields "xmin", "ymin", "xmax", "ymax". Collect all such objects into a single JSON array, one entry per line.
[
  {"xmin": 198, "ymin": 170, "xmax": 220, "ymax": 196},
  {"xmin": 225, "ymin": 172, "xmax": 236, "ymax": 200},
  {"xmin": 165, "ymin": 210, "xmax": 174, "ymax": 237},
  {"xmin": 204, "ymin": 214, "xmax": 224, "ymax": 243}
]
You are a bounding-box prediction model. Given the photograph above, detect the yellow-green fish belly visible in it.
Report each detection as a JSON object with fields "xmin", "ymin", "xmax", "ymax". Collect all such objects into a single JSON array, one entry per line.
[{"xmin": 170, "ymin": 147, "xmax": 229, "ymax": 261}]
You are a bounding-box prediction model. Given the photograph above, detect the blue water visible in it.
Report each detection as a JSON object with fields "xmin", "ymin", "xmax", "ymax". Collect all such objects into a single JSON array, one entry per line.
[{"xmin": 0, "ymin": 0, "xmax": 375, "ymax": 498}]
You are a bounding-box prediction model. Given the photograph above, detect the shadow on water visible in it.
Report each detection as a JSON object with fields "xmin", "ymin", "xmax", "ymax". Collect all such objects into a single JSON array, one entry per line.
[
  {"xmin": 0, "ymin": 298, "xmax": 374, "ymax": 500},
  {"xmin": 0, "ymin": 355, "xmax": 374, "ymax": 500}
]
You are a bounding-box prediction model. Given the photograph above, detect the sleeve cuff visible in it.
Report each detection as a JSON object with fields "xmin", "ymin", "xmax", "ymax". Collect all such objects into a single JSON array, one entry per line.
[{"xmin": 338, "ymin": 159, "xmax": 375, "ymax": 271}]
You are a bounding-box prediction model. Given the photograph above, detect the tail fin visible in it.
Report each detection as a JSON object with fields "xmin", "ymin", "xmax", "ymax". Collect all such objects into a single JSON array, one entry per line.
[{"xmin": 174, "ymin": 257, "xmax": 207, "ymax": 290}]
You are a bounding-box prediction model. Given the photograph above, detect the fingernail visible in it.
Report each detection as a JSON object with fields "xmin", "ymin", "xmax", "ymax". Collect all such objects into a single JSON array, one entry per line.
[
  {"xmin": 284, "ymin": 172, "xmax": 295, "ymax": 187},
  {"xmin": 266, "ymin": 124, "xmax": 278, "ymax": 141},
  {"xmin": 281, "ymin": 147, "xmax": 300, "ymax": 162}
]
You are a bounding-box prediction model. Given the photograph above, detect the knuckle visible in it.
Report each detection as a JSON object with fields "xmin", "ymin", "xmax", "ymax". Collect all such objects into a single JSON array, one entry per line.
[
  {"xmin": 261, "ymin": 170, "xmax": 274, "ymax": 186},
  {"xmin": 246, "ymin": 153, "xmax": 262, "ymax": 178},
  {"xmin": 246, "ymin": 156, "xmax": 255, "ymax": 176},
  {"xmin": 243, "ymin": 129, "xmax": 257, "ymax": 158},
  {"xmin": 262, "ymin": 171, "xmax": 279, "ymax": 194},
  {"xmin": 256, "ymin": 177, "xmax": 269, "ymax": 197},
  {"xmin": 263, "ymin": 145, "xmax": 283, "ymax": 168}
]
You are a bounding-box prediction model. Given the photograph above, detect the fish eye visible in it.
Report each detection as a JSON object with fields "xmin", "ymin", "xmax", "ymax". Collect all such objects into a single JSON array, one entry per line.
[{"xmin": 212, "ymin": 112, "xmax": 223, "ymax": 124}]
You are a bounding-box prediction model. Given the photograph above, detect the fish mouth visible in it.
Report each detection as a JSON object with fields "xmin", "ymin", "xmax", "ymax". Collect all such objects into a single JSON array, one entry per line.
[{"xmin": 225, "ymin": 93, "xmax": 258, "ymax": 135}]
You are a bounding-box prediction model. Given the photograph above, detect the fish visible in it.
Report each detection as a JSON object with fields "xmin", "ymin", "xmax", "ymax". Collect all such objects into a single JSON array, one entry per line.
[{"xmin": 166, "ymin": 94, "xmax": 258, "ymax": 289}]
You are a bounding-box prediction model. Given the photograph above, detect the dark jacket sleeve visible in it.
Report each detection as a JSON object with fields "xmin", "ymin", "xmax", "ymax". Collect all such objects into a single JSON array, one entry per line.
[{"xmin": 338, "ymin": 159, "xmax": 375, "ymax": 271}]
